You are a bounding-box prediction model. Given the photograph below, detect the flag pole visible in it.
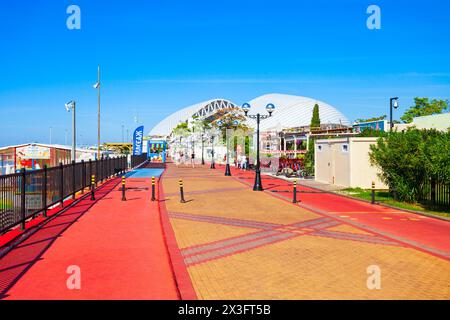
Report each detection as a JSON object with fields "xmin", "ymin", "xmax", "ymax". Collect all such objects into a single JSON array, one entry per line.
[{"xmin": 97, "ymin": 65, "xmax": 101, "ymax": 159}]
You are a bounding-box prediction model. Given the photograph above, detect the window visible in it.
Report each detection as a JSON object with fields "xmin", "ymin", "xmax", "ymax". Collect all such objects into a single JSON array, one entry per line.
[{"xmin": 342, "ymin": 144, "xmax": 349, "ymax": 153}]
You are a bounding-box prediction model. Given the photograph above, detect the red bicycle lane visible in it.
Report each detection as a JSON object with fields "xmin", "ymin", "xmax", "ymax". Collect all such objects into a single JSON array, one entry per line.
[
  {"xmin": 224, "ymin": 165, "xmax": 450, "ymax": 258},
  {"xmin": 0, "ymin": 176, "xmax": 179, "ymax": 300}
]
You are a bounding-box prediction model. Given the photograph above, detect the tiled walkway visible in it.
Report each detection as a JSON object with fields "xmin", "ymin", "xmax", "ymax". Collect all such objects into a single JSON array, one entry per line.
[{"xmin": 162, "ymin": 163, "xmax": 450, "ymax": 299}]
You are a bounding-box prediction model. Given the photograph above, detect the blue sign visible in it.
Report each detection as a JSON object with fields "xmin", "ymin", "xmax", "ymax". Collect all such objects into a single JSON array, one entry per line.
[
  {"xmin": 354, "ymin": 120, "xmax": 387, "ymax": 132},
  {"xmin": 148, "ymin": 140, "xmax": 167, "ymax": 163},
  {"xmin": 132, "ymin": 126, "xmax": 144, "ymax": 155}
]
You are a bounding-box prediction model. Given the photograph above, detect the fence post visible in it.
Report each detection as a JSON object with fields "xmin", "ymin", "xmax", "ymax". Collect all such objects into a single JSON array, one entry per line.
[
  {"xmin": 430, "ymin": 177, "xmax": 436, "ymax": 206},
  {"xmin": 72, "ymin": 160, "xmax": 76, "ymax": 199},
  {"xmin": 96, "ymin": 157, "xmax": 99, "ymax": 186},
  {"xmin": 43, "ymin": 165, "xmax": 48, "ymax": 218},
  {"xmin": 81, "ymin": 160, "xmax": 85, "ymax": 194},
  {"xmin": 371, "ymin": 181, "xmax": 375, "ymax": 204},
  {"xmin": 292, "ymin": 179, "xmax": 297, "ymax": 203},
  {"xmin": 101, "ymin": 156, "xmax": 105, "ymax": 183},
  {"xmin": 151, "ymin": 176, "xmax": 156, "ymax": 201},
  {"xmin": 20, "ymin": 168, "xmax": 26, "ymax": 230},
  {"xmin": 60, "ymin": 162, "xmax": 64, "ymax": 207}
]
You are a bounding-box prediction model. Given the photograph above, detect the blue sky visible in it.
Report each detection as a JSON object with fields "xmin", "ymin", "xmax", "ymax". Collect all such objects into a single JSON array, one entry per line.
[{"xmin": 1, "ymin": 0, "xmax": 449, "ymax": 146}]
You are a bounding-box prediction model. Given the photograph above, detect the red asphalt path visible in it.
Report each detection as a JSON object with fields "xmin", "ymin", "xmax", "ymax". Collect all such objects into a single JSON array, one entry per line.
[
  {"xmin": 0, "ymin": 176, "xmax": 179, "ymax": 299},
  {"xmin": 223, "ymin": 165, "xmax": 450, "ymax": 259}
]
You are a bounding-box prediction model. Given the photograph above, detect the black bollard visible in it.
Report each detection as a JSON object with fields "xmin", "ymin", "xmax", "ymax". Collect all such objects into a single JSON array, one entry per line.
[
  {"xmin": 179, "ymin": 178, "xmax": 186, "ymax": 203},
  {"xmin": 371, "ymin": 181, "xmax": 375, "ymax": 204},
  {"xmin": 122, "ymin": 176, "xmax": 126, "ymax": 201},
  {"xmin": 90, "ymin": 175, "xmax": 96, "ymax": 201},
  {"xmin": 151, "ymin": 176, "xmax": 156, "ymax": 201},
  {"xmin": 293, "ymin": 179, "xmax": 297, "ymax": 203}
]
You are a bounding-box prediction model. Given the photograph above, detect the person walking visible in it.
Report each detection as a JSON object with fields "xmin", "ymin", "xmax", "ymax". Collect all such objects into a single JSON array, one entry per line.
[
  {"xmin": 174, "ymin": 151, "xmax": 180, "ymax": 167},
  {"xmin": 240, "ymin": 154, "xmax": 247, "ymax": 170},
  {"xmin": 191, "ymin": 151, "xmax": 195, "ymax": 168}
]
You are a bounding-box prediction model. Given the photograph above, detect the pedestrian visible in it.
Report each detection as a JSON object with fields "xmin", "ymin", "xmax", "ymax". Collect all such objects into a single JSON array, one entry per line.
[
  {"xmin": 240, "ymin": 154, "xmax": 247, "ymax": 170},
  {"xmin": 191, "ymin": 151, "xmax": 195, "ymax": 168},
  {"xmin": 174, "ymin": 151, "xmax": 180, "ymax": 166}
]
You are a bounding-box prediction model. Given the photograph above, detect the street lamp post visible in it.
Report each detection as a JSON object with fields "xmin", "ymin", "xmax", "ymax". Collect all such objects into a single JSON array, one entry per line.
[
  {"xmin": 210, "ymin": 134, "xmax": 216, "ymax": 169},
  {"xmin": 201, "ymin": 132, "xmax": 205, "ymax": 165},
  {"xmin": 217, "ymin": 119, "xmax": 239, "ymax": 176},
  {"xmin": 93, "ymin": 65, "xmax": 101, "ymax": 159},
  {"xmin": 242, "ymin": 102, "xmax": 275, "ymax": 191},
  {"xmin": 65, "ymin": 101, "xmax": 76, "ymax": 162},
  {"xmin": 390, "ymin": 97, "xmax": 399, "ymax": 132}
]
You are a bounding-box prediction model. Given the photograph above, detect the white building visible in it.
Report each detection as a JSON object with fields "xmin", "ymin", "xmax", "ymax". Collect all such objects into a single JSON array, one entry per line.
[{"xmin": 314, "ymin": 137, "xmax": 387, "ymax": 189}]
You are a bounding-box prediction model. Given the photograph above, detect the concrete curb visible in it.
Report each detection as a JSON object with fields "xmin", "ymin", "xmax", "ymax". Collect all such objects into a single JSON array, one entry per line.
[{"xmin": 158, "ymin": 169, "xmax": 198, "ymax": 300}]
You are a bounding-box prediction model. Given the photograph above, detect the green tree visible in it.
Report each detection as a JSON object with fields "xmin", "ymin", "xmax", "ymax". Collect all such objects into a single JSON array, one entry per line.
[
  {"xmin": 303, "ymin": 139, "xmax": 315, "ymax": 175},
  {"xmin": 400, "ymin": 98, "xmax": 449, "ymax": 123},
  {"xmin": 310, "ymin": 104, "xmax": 321, "ymax": 130},
  {"xmin": 355, "ymin": 115, "xmax": 387, "ymax": 123},
  {"xmin": 172, "ymin": 121, "xmax": 190, "ymax": 137},
  {"xmin": 369, "ymin": 129, "xmax": 450, "ymax": 202},
  {"xmin": 211, "ymin": 107, "xmax": 249, "ymax": 144}
]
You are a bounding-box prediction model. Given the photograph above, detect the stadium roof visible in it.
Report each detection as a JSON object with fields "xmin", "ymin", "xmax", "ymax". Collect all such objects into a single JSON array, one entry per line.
[
  {"xmin": 149, "ymin": 93, "xmax": 350, "ymax": 136},
  {"xmin": 149, "ymin": 99, "xmax": 238, "ymax": 136}
]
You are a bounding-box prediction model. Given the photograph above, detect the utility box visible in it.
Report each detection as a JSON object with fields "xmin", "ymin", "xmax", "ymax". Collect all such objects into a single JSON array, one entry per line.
[{"xmin": 314, "ymin": 137, "xmax": 387, "ymax": 189}]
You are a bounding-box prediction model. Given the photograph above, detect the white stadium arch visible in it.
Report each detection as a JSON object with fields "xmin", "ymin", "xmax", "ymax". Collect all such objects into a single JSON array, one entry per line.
[
  {"xmin": 149, "ymin": 99, "xmax": 238, "ymax": 136},
  {"xmin": 149, "ymin": 93, "xmax": 350, "ymax": 136}
]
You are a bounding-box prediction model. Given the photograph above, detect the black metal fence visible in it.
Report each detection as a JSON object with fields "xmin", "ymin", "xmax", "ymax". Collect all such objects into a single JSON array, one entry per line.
[
  {"xmin": 131, "ymin": 153, "xmax": 148, "ymax": 168},
  {"xmin": 419, "ymin": 179, "xmax": 450, "ymax": 207},
  {"xmin": 0, "ymin": 156, "xmax": 128, "ymax": 234}
]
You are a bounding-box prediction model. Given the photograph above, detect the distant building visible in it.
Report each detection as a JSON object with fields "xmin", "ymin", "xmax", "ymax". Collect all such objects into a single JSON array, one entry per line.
[
  {"xmin": 353, "ymin": 120, "xmax": 388, "ymax": 132},
  {"xmin": 0, "ymin": 143, "xmax": 103, "ymax": 175},
  {"xmin": 410, "ymin": 113, "xmax": 450, "ymax": 132},
  {"xmin": 394, "ymin": 113, "xmax": 450, "ymax": 132},
  {"xmin": 314, "ymin": 137, "xmax": 387, "ymax": 189}
]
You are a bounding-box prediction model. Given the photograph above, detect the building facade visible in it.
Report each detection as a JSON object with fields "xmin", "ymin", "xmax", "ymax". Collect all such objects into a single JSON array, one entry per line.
[{"xmin": 314, "ymin": 137, "xmax": 387, "ymax": 189}]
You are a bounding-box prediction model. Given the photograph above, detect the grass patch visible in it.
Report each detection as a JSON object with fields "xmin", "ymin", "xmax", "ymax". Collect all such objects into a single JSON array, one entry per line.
[{"xmin": 338, "ymin": 188, "xmax": 450, "ymax": 219}]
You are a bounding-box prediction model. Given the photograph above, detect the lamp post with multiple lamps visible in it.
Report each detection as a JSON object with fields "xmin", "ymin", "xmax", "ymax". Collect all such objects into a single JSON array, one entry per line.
[
  {"xmin": 242, "ymin": 102, "xmax": 275, "ymax": 191},
  {"xmin": 216, "ymin": 119, "xmax": 240, "ymax": 176},
  {"xmin": 64, "ymin": 101, "xmax": 76, "ymax": 162},
  {"xmin": 389, "ymin": 97, "xmax": 399, "ymax": 132}
]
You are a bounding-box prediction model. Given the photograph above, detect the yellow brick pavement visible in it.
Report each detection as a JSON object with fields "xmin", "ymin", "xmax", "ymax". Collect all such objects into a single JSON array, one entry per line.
[{"xmin": 162, "ymin": 164, "xmax": 450, "ymax": 299}]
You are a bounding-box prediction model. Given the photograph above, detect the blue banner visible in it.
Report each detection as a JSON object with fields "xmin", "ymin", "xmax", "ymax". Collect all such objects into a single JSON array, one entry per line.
[{"xmin": 132, "ymin": 126, "xmax": 144, "ymax": 155}]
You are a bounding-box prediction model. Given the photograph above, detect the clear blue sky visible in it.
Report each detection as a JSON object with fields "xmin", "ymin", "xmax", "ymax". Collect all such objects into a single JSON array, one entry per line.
[{"xmin": 1, "ymin": 0, "xmax": 449, "ymax": 146}]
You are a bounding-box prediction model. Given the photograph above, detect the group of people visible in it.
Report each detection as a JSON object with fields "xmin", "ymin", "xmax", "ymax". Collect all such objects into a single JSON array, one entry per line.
[
  {"xmin": 235, "ymin": 154, "xmax": 248, "ymax": 170},
  {"xmin": 173, "ymin": 150, "xmax": 249, "ymax": 171},
  {"xmin": 173, "ymin": 151, "xmax": 196, "ymax": 168}
]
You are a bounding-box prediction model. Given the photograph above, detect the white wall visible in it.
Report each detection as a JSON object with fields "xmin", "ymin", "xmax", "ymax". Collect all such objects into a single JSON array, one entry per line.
[{"xmin": 315, "ymin": 138, "xmax": 387, "ymax": 189}]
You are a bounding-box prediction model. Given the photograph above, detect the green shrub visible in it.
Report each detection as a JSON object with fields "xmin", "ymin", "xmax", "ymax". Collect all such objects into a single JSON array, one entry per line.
[{"xmin": 369, "ymin": 129, "xmax": 450, "ymax": 202}]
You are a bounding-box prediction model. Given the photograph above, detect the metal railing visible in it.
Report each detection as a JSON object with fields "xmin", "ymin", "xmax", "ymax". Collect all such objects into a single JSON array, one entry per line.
[
  {"xmin": 0, "ymin": 156, "xmax": 128, "ymax": 234},
  {"xmin": 419, "ymin": 178, "xmax": 450, "ymax": 207},
  {"xmin": 131, "ymin": 153, "xmax": 148, "ymax": 168}
]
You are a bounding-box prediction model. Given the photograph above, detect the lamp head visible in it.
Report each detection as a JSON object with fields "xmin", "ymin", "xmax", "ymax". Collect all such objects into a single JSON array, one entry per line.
[
  {"xmin": 393, "ymin": 98, "xmax": 399, "ymax": 109},
  {"xmin": 65, "ymin": 101, "xmax": 75, "ymax": 111},
  {"xmin": 266, "ymin": 103, "xmax": 275, "ymax": 116},
  {"xmin": 242, "ymin": 103, "xmax": 251, "ymax": 116}
]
